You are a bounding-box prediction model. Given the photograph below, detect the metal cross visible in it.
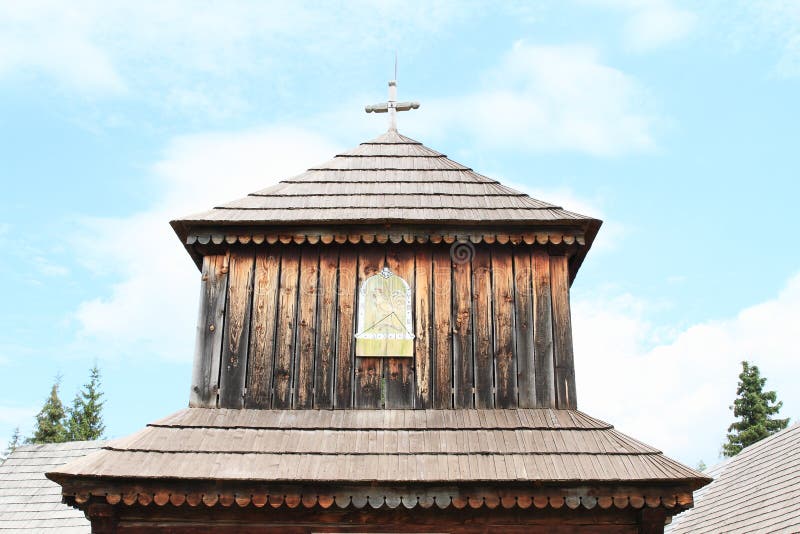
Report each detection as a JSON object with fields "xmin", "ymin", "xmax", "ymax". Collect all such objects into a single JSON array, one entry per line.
[{"xmin": 365, "ymin": 80, "xmax": 419, "ymax": 131}]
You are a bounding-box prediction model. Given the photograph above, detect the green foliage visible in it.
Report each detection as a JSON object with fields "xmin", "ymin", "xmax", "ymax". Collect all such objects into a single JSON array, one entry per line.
[
  {"xmin": 696, "ymin": 459, "xmax": 706, "ymax": 472},
  {"xmin": 27, "ymin": 379, "xmax": 67, "ymax": 444},
  {"xmin": 66, "ymin": 365, "xmax": 106, "ymax": 441},
  {"xmin": 2, "ymin": 427, "xmax": 21, "ymax": 463},
  {"xmin": 722, "ymin": 361, "xmax": 789, "ymax": 457},
  {"xmin": 24, "ymin": 366, "xmax": 106, "ymax": 445}
]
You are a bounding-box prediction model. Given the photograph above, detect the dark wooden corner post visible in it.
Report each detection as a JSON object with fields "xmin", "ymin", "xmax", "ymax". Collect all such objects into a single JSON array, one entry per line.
[
  {"xmin": 189, "ymin": 254, "xmax": 229, "ymax": 408},
  {"xmin": 87, "ymin": 502, "xmax": 117, "ymax": 534},
  {"xmin": 639, "ymin": 507, "xmax": 667, "ymax": 534},
  {"xmin": 550, "ymin": 254, "xmax": 577, "ymax": 410}
]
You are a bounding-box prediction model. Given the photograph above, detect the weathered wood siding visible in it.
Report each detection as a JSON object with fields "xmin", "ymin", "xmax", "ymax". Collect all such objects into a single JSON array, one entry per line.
[{"xmin": 189, "ymin": 243, "xmax": 577, "ymax": 410}]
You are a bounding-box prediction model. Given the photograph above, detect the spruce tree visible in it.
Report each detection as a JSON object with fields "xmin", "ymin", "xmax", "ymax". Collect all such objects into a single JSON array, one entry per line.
[
  {"xmin": 27, "ymin": 379, "xmax": 67, "ymax": 444},
  {"xmin": 723, "ymin": 361, "xmax": 789, "ymax": 457},
  {"xmin": 66, "ymin": 365, "xmax": 105, "ymax": 441},
  {"xmin": 2, "ymin": 427, "xmax": 21, "ymax": 463}
]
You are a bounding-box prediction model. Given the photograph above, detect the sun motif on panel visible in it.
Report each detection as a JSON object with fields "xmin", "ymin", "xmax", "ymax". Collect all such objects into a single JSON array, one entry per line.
[{"xmin": 355, "ymin": 267, "xmax": 414, "ymax": 357}]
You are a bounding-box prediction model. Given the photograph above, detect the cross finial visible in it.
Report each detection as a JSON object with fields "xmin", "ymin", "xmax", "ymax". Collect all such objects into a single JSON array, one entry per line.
[{"xmin": 365, "ymin": 80, "xmax": 420, "ymax": 131}]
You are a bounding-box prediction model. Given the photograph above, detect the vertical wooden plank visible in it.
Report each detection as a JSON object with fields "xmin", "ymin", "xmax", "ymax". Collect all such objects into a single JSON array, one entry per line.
[
  {"xmin": 533, "ymin": 249, "xmax": 556, "ymax": 408},
  {"xmin": 492, "ymin": 248, "xmax": 516, "ymax": 408},
  {"xmin": 451, "ymin": 247, "xmax": 473, "ymax": 409},
  {"xmin": 314, "ymin": 247, "xmax": 339, "ymax": 409},
  {"xmin": 432, "ymin": 247, "xmax": 453, "ymax": 409},
  {"xmin": 414, "ymin": 246, "xmax": 433, "ymax": 409},
  {"xmin": 514, "ymin": 249, "xmax": 536, "ymax": 408},
  {"xmin": 218, "ymin": 251, "xmax": 254, "ymax": 408},
  {"xmin": 189, "ymin": 254, "xmax": 228, "ymax": 408},
  {"xmin": 334, "ymin": 251, "xmax": 357, "ymax": 409},
  {"xmin": 354, "ymin": 246, "xmax": 385, "ymax": 408},
  {"xmin": 272, "ymin": 247, "xmax": 300, "ymax": 409},
  {"xmin": 550, "ymin": 254, "xmax": 577, "ymax": 409},
  {"xmin": 245, "ymin": 249, "xmax": 280, "ymax": 409},
  {"xmin": 472, "ymin": 246, "xmax": 494, "ymax": 408},
  {"xmin": 385, "ymin": 247, "xmax": 415, "ymax": 408},
  {"xmin": 294, "ymin": 246, "xmax": 319, "ymax": 409}
]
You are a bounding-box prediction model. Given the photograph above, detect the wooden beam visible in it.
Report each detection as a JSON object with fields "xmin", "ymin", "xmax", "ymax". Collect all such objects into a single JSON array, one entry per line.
[
  {"xmin": 354, "ymin": 246, "xmax": 385, "ymax": 408},
  {"xmin": 414, "ymin": 246, "xmax": 433, "ymax": 409},
  {"xmin": 451, "ymin": 247, "xmax": 473, "ymax": 409},
  {"xmin": 472, "ymin": 246, "xmax": 494, "ymax": 409},
  {"xmin": 514, "ymin": 249, "xmax": 535, "ymax": 408},
  {"xmin": 294, "ymin": 246, "xmax": 319, "ymax": 409},
  {"xmin": 314, "ymin": 247, "xmax": 339, "ymax": 409},
  {"xmin": 245, "ymin": 250, "xmax": 280, "ymax": 409},
  {"xmin": 550, "ymin": 254, "xmax": 577, "ymax": 410},
  {"xmin": 385, "ymin": 247, "xmax": 415, "ymax": 408},
  {"xmin": 432, "ymin": 247, "xmax": 454, "ymax": 409},
  {"xmin": 492, "ymin": 248, "xmax": 516, "ymax": 408},
  {"xmin": 533, "ymin": 249, "xmax": 556, "ymax": 408},
  {"xmin": 189, "ymin": 254, "xmax": 228, "ymax": 408},
  {"xmin": 218, "ymin": 251, "xmax": 255, "ymax": 408},
  {"xmin": 639, "ymin": 507, "xmax": 667, "ymax": 534},
  {"xmin": 272, "ymin": 247, "xmax": 300, "ymax": 409},
  {"xmin": 334, "ymin": 250, "xmax": 357, "ymax": 409}
]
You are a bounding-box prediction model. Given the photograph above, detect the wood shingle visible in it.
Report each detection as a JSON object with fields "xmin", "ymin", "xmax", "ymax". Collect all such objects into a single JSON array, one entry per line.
[{"xmin": 0, "ymin": 441, "xmax": 103, "ymax": 533}]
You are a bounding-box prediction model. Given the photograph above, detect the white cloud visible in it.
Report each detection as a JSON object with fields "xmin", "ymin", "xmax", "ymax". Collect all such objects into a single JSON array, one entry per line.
[
  {"xmin": 0, "ymin": 1, "xmax": 468, "ymax": 107},
  {"xmin": 588, "ymin": 0, "xmax": 696, "ymax": 51},
  {"xmin": 414, "ymin": 42, "xmax": 657, "ymax": 156},
  {"xmin": 574, "ymin": 271, "xmax": 800, "ymax": 466},
  {"xmin": 0, "ymin": 2, "xmax": 125, "ymax": 93},
  {"xmin": 72, "ymin": 126, "xmax": 340, "ymax": 361}
]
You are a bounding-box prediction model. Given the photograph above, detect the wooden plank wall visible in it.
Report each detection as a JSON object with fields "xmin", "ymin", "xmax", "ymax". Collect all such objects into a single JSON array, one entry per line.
[{"xmin": 189, "ymin": 243, "xmax": 577, "ymax": 410}]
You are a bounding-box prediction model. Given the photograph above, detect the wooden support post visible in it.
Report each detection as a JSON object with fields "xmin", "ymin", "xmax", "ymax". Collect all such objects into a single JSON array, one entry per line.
[
  {"xmin": 514, "ymin": 249, "xmax": 536, "ymax": 408},
  {"xmin": 550, "ymin": 254, "xmax": 577, "ymax": 409},
  {"xmin": 385, "ymin": 247, "xmax": 415, "ymax": 408},
  {"xmin": 433, "ymin": 247, "xmax": 454, "ymax": 409},
  {"xmin": 189, "ymin": 254, "xmax": 228, "ymax": 408},
  {"xmin": 87, "ymin": 502, "xmax": 117, "ymax": 534},
  {"xmin": 354, "ymin": 247, "xmax": 385, "ymax": 408},
  {"xmin": 532, "ymin": 249, "xmax": 555, "ymax": 408},
  {"xmin": 272, "ymin": 247, "xmax": 300, "ymax": 409},
  {"xmin": 294, "ymin": 246, "xmax": 319, "ymax": 409},
  {"xmin": 245, "ymin": 250, "xmax": 280, "ymax": 409},
  {"xmin": 450, "ymin": 247, "xmax": 472, "ymax": 409},
  {"xmin": 314, "ymin": 247, "xmax": 339, "ymax": 409},
  {"xmin": 472, "ymin": 246, "xmax": 494, "ymax": 409},
  {"xmin": 492, "ymin": 248, "xmax": 516, "ymax": 408},
  {"xmin": 334, "ymin": 251, "xmax": 357, "ymax": 408},
  {"xmin": 414, "ymin": 246, "xmax": 433, "ymax": 409},
  {"xmin": 639, "ymin": 507, "xmax": 667, "ymax": 534},
  {"xmin": 218, "ymin": 251, "xmax": 254, "ymax": 408}
]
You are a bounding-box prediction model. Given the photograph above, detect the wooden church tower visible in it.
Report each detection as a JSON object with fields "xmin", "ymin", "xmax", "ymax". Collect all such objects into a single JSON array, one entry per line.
[{"xmin": 50, "ymin": 82, "xmax": 709, "ymax": 533}]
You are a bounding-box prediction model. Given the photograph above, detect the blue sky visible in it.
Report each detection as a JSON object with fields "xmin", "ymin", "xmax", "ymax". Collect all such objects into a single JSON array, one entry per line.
[{"xmin": 1, "ymin": 1, "xmax": 799, "ymax": 467}]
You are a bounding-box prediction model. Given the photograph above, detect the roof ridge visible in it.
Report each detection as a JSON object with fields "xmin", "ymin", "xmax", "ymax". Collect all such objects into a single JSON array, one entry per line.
[
  {"xmin": 335, "ymin": 154, "xmax": 446, "ymax": 158},
  {"xmin": 249, "ymin": 193, "xmax": 527, "ymax": 197},
  {"xmin": 101, "ymin": 446, "xmax": 662, "ymax": 456},
  {"xmin": 306, "ymin": 167, "xmax": 474, "ymax": 171},
  {"xmin": 146, "ymin": 423, "xmax": 613, "ymax": 430},
  {"xmin": 210, "ymin": 206, "xmax": 568, "ymax": 211}
]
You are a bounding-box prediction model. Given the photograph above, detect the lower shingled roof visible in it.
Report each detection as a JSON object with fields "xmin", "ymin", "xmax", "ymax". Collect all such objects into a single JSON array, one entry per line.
[
  {"xmin": 49, "ymin": 409, "xmax": 707, "ymax": 494},
  {"xmin": 667, "ymin": 422, "xmax": 800, "ymax": 534},
  {"xmin": 0, "ymin": 441, "xmax": 103, "ymax": 533}
]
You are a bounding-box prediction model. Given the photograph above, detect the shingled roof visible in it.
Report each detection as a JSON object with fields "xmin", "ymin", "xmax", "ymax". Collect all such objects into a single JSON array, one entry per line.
[
  {"xmin": 667, "ymin": 422, "xmax": 800, "ymax": 533},
  {"xmin": 170, "ymin": 129, "xmax": 602, "ymax": 277},
  {"xmin": 0, "ymin": 441, "xmax": 103, "ymax": 533},
  {"xmin": 173, "ymin": 130, "xmax": 595, "ymax": 227},
  {"xmin": 49, "ymin": 408, "xmax": 707, "ymax": 511}
]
